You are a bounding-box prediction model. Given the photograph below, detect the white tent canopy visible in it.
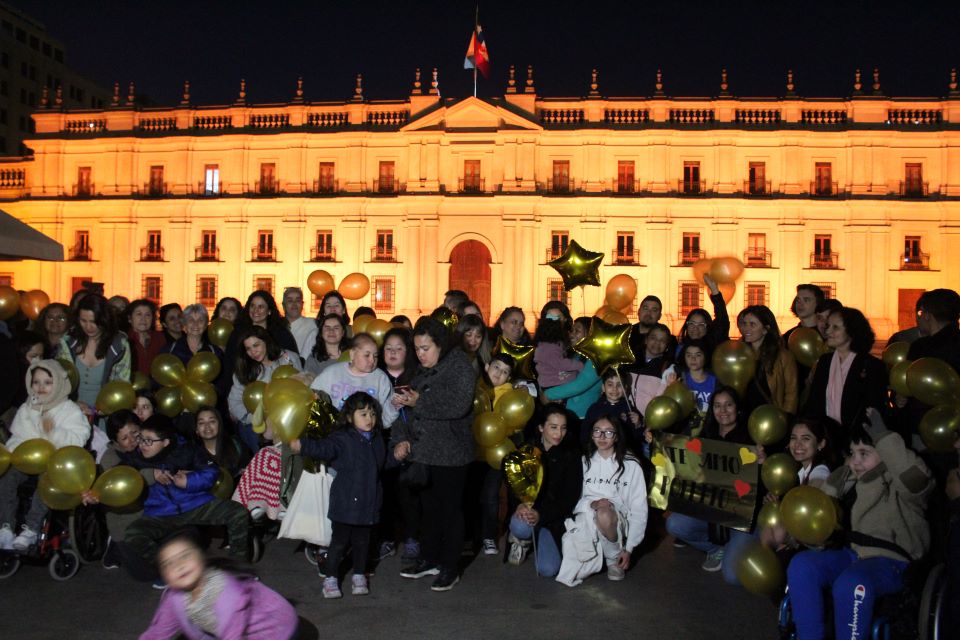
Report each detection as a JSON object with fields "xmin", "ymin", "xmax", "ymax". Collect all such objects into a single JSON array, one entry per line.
[{"xmin": 0, "ymin": 209, "xmax": 62, "ymax": 261}]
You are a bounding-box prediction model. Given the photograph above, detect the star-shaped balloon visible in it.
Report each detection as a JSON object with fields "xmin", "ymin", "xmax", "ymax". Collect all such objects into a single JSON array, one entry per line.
[
  {"xmin": 573, "ymin": 317, "xmax": 636, "ymax": 375},
  {"xmin": 547, "ymin": 240, "xmax": 604, "ymax": 291},
  {"xmin": 495, "ymin": 336, "xmax": 537, "ymax": 380}
]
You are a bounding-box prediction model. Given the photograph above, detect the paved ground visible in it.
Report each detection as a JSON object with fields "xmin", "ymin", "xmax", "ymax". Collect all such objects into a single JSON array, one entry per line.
[{"xmin": 0, "ymin": 516, "xmax": 781, "ymax": 640}]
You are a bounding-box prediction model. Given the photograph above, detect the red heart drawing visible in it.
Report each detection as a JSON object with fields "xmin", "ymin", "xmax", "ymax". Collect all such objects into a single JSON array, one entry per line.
[
  {"xmin": 733, "ymin": 480, "xmax": 751, "ymax": 499},
  {"xmin": 685, "ymin": 438, "xmax": 702, "ymax": 455}
]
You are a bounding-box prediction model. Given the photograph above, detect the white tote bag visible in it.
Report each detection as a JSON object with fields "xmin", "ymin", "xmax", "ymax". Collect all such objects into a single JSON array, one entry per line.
[{"xmin": 278, "ymin": 465, "xmax": 332, "ymax": 546}]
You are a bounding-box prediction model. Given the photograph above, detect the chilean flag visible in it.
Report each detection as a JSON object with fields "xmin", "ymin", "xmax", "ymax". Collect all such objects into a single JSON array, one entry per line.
[{"xmin": 464, "ymin": 25, "xmax": 491, "ymax": 79}]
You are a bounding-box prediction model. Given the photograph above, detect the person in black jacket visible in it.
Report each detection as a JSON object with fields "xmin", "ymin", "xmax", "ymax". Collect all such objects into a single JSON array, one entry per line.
[
  {"xmin": 291, "ymin": 391, "xmax": 398, "ymax": 599},
  {"xmin": 506, "ymin": 403, "xmax": 583, "ymax": 577}
]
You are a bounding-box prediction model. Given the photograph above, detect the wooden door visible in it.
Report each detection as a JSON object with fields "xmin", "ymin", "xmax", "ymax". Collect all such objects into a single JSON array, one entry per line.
[
  {"xmin": 449, "ymin": 240, "xmax": 492, "ymax": 321},
  {"xmin": 898, "ymin": 288, "xmax": 925, "ymax": 331}
]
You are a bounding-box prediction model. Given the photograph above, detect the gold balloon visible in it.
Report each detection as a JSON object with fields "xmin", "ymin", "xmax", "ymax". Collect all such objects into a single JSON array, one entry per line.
[
  {"xmin": 131, "ymin": 371, "xmax": 150, "ymax": 392},
  {"xmin": 242, "ymin": 380, "xmax": 268, "ymax": 414},
  {"xmin": 430, "ymin": 307, "xmax": 459, "ymax": 332},
  {"xmin": 718, "ymin": 281, "xmax": 737, "ymax": 304},
  {"xmin": 187, "ymin": 352, "xmax": 221, "ymax": 383},
  {"xmin": 494, "ymin": 389, "xmax": 535, "ymax": 431},
  {"xmin": 547, "ymin": 240, "xmax": 604, "ymax": 291},
  {"xmin": 263, "ymin": 378, "xmax": 314, "ymax": 415},
  {"xmin": 207, "ymin": 318, "xmax": 234, "ymax": 349},
  {"xmin": 92, "ymin": 465, "xmax": 145, "ymax": 508},
  {"xmin": 712, "ymin": 340, "xmax": 757, "ymax": 395},
  {"xmin": 572, "ymin": 317, "xmax": 636, "ymax": 376},
  {"xmin": 151, "ymin": 353, "xmax": 187, "ymax": 387},
  {"xmin": 691, "ymin": 258, "xmax": 712, "ymax": 285},
  {"xmin": 19, "ymin": 290, "xmax": 50, "ymax": 321},
  {"xmin": 352, "ymin": 315, "xmax": 374, "ymax": 335},
  {"xmin": 307, "ymin": 269, "xmax": 335, "ymax": 297},
  {"xmin": 155, "ymin": 385, "xmax": 184, "ymax": 417},
  {"xmin": 603, "ymin": 310, "xmax": 630, "ymax": 325},
  {"xmin": 787, "ymin": 327, "xmax": 827, "ymax": 369},
  {"xmin": 47, "ymin": 445, "xmax": 96, "ymax": 494},
  {"xmin": 483, "ymin": 438, "xmax": 516, "ymax": 470},
  {"xmin": 503, "ymin": 444, "xmax": 544, "ymax": 504},
  {"xmin": 271, "ymin": 364, "xmax": 299, "ymax": 381},
  {"xmin": 748, "ymin": 404, "xmax": 789, "ymax": 446},
  {"xmin": 882, "ymin": 341, "xmax": 910, "ymax": 370},
  {"xmin": 37, "ymin": 473, "xmax": 83, "ymax": 511},
  {"xmin": 780, "ymin": 485, "xmax": 838, "ymax": 546},
  {"xmin": 473, "ymin": 383, "xmax": 494, "ymax": 416},
  {"xmin": 736, "ymin": 541, "xmax": 785, "ymax": 597},
  {"xmin": 0, "ymin": 285, "xmax": 20, "ymax": 321},
  {"xmin": 594, "ymin": 304, "xmax": 618, "ymax": 319},
  {"xmin": 708, "ymin": 256, "xmax": 745, "ymax": 284},
  {"xmin": 645, "ymin": 396, "xmax": 681, "ymax": 431},
  {"xmin": 12, "ymin": 438, "xmax": 56, "ymax": 475},
  {"xmin": 60, "ymin": 358, "xmax": 79, "ymax": 392},
  {"xmin": 337, "ymin": 351, "xmax": 351, "ymax": 362},
  {"xmin": 211, "ymin": 466, "xmax": 235, "ymax": 500},
  {"xmin": 906, "ymin": 358, "xmax": 960, "ymax": 406},
  {"xmin": 181, "ymin": 380, "xmax": 217, "ymax": 413},
  {"xmin": 95, "ymin": 380, "xmax": 136, "ymax": 415},
  {"xmin": 889, "ymin": 360, "xmax": 912, "ymax": 397},
  {"xmin": 495, "ymin": 336, "xmax": 537, "ymax": 380},
  {"xmin": 366, "ymin": 318, "xmax": 392, "ymax": 346},
  {"xmin": 263, "ymin": 378, "xmax": 314, "ymax": 442},
  {"xmin": 663, "ymin": 381, "xmax": 696, "ymax": 418},
  {"xmin": 338, "ymin": 272, "xmax": 370, "ymax": 300},
  {"xmin": 473, "ymin": 411, "xmax": 508, "ymax": 448},
  {"xmin": 605, "ymin": 274, "xmax": 637, "ymax": 311},
  {"xmin": 760, "ymin": 453, "xmax": 799, "ymax": 497},
  {"xmin": 304, "ymin": 398, "xmax": 338, "ymax": 440},
  {"xmin": 756, "ymin": 501, "xmax": 781, "ymax": 530},
  {"xmin": 918, "ymin": 404, "xmax": 960, "ymax": 453},
  {"xmin": 0, "ymin": 446, "xmax": 9, "ymax": 476}
]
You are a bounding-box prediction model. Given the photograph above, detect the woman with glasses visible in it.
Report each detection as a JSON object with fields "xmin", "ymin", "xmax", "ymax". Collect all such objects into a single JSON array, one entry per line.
[
  {"xmin": 676, "ymin": 274, "xmax": 730, "ymax": 358},
  {"xmin": 33, "ymin": 302, "xmax": 70, "ymax": 358}
]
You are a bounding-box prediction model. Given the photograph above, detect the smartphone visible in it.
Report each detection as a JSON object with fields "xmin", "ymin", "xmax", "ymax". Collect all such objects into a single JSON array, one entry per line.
[{"xmin": 394, "ymin": 385, "xmax": 411, "ymax": 395}]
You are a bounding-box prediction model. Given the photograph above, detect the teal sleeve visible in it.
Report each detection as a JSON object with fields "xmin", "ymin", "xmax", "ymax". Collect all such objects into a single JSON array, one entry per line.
[{"xmin": 545, "ymin": 360, "xmax": 599, "ymax": 400}]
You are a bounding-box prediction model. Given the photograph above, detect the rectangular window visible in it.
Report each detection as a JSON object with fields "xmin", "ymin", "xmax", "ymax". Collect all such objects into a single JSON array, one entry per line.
[
  {"xmin": 463, "ymin": 159, "xmax": 482, "ymax": 192},
  {"xmin": 142, "ymin": 276, "xmax": 162, "ymax": 305},
  {"xmin": 812, "ymin": 234, "xmax": 836, "ymax": 268},
  {"xmin": 199, "ymin": 230, "xmax": 218, "ymax": 260},
  {"xmin": 204, "ymin": 164, "xmax": 220, "ymax": 194},
  {"xmin": 71, "ymin": 230, "xmax": 91, "ymax": 260},
  {"xmin": 253, "ymin": 276, "xmax": 274, "ymax": 295},
  {"xmin": 617, "ymin": 161, "xmax": 635, "ymax": 193},
  {"xmin": 197, "ymin": 276, "xmax": 218, "ymax": 308},
  {"xmin": 77, "ymin": 166, "xmax": 92, "ymax": 196},
  {"xmin": 814, "ymin": 162, "xmax": 833, "ymax": 195},
  {"xmin": 374, "ymin": 230, "xmax": 395, "ymax": 261},
  {"xmin": 904, "ymin": 163, "xmax": 924, "ymax": 196},
  {"xmin": 549, "ymin": 231, "xmax": 569, "ymax": 260},
  {"xmin": 148, "ymin": 166, "xmax": 164, "ymax": 195},
  {"xmin": 615, "ymin": 232, "xmax": 635, "ymax": 263},
  {"xmin": 255, "ymin": 230, "xmax": 275, "ymax": 260},
  {"xmin": 259, "ymin": 163, "xmax": 276, "ymax": 194},
  {"xmin": 377, "ymin": 161, "xmax": 396, "ymax": 193},
  {"xmin": 551, "ymin": 160, "xmax": 570, "ymax": 192},
  {"xmin": 547, "ymin": 278, "xmax": 571, "ymax": 306},
  {"xmin": 142, "ymin": 230, "xmax": 162, "ymax": 260},
  {"xmin": 314, "ymin": 230, "xmax": 334, "ymax": 260},
  {"xmin": 744, "ymin": 283, "xmax": 769, "ymax": 307},
  {"xmin": 902, "ymin": 236, "xmax": 928, "ymax": 270},
  {"xmin": 317, "ymin": 162, "xmax": 335, "ymax": 193},
  {"xmin": 683, "ymin": 161, "xmax": 701, "ymax": 193},
  {"xmin": 745, "ymin": 233, "xmax": 768, "ymax": 266},
  {"xmin": 372, "ymin": 277, "xmax": 395, "ymax": 312},
  {"xmin": 679, "ymin": 281, "xmax": 702, "ymax": 316},
  {"xmin": 0, "ymin": 273, "xmax": 13, "ymax": 287},
  {"xmin": 812, "ymin": 282, "xmax": 835, "ymax": 300},
  {"xmin": 681, "ymin": 232, "xmax": 701, "ymax": 265},
  {"xmin": 748, "ymin": 162, "xmax": 767, "ymax": 194}
]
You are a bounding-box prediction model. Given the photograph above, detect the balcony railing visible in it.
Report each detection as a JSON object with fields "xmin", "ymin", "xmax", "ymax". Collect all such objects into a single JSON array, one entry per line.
[
  {"xmin": 251, "ymin": 246, "xmax": 277, "ymax": 261},
  {"xmin": 373, "ymin": 179, "xmax": 404, "ymax": 194},
  {"xmin": 679, "ymin": 250, "xmax": 705, "ymax": 266},
  {"xmin": 196, "ymin": 181, "xmax": 222, "ymax": 196},
  {"xmin": 899, "ymin": 180, "xmax": 929, "ymax": 198},
  {"xmin": 143, "ymin": 181, "xmax": 168, "ymax": 196},
  {"xmin": 901, "ymin": 252, "xmax": 930, "ymax": 270},
  {"xmin": 546, "ymin": 248, "xmax": 569, "ymax": 262},
  {"xmin": 744, "ymin": 249, "xmax": 771, "ymax": 267},
  {"xmin": 544, "ymin": 178, "xmax": 574, "ymax": 194},
  {"xmin": 72, "ymin": 182, "xmax": 94, "ymax": 197},
  {"xmin": 371, "ymin": 246, "xmax": 397, "ymax": 262},
  {"xmin": 614, "ymin": 179, "xmax": 642, "ymax": 194},
  {"xmin": 69, "ymin": 245, "xmax": 92, "ymax": 261},
  {"xmin": 810, "ymin": 252, "xmax": 839, "ymax": 269},
  {"xmin": 255, "ymin": 179, "xmax": 278, "ymax": 195},
  {"xmin": 678, "ymin": 179, "xmax": 707, "ymax": 195},
  {"xmin": 612, "ymin": 249, "xmax": 641, "ymax": 265},
  {"xmin": 195, "ymin": 246, "xmax": 220, "ymax": 261},
  {"xmin": 458, "ymin": 177, "xmax": 485, "ymax": 193},
  {"xmin": 310, "ymin": 246, "xmax": 337, "ymax": 262},
  {"xmin": 743, "ymin": 179, "xmax": 772, "ymax": 195},
  {"xmin": 139, "ymin": 246, "xmax": 164, "ymax": 261},
  {"xmin": 810, "ymin": 180, "xmax": 839, "ymax": 196},
  {"xmin": 312, "ymin": 179, "xmax": 339, "ymax": 194}
]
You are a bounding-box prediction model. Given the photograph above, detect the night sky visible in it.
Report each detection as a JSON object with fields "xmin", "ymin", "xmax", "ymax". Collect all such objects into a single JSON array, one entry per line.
[{"xmin": 8, "ymin": 0, "xmax": 960, "ymax": 106}]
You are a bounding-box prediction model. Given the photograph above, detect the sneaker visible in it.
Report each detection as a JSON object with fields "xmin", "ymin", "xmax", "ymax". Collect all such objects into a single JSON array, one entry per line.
[
  {"xmin": 430, "ymin": 569, "xmax": 459, "ymax": 592},
  {"xmin": 482, "ymin": 538, "xmax": 498, "ymax": 556},
  {"xmin": 351, "ymin": 573, "xmax": 369, "ymax": 596},
  {"xmin": 0, "ymin": 524, "xmax": 14, "ymax": 551},
  {"xmin": 701, "ymin": 548, "xmax": 725, "ymax": 572},
  {"xmin": 11, "ymin": 526, "xmax": 37, "ymax": 553},
  {"xmin": 672, "ymin": 540, "xmax": 688, "ymax": 549},
  {"xmin": 401, "ymin": 538, "xmax": 420, "ymax": 561},
  {"xmin": 377, "ymin": 540, "xmax": 396, "ymax": 561},
  {"xmin": 249, "ymin": 506, "xmax": 266, "ymax": 521},
  {"xmin": 322, "ymin": 576, "xmax": 342, "ymax": 599},
  {"xmin": 399, "ymin": 559, "xmax": 440, "ymax": 579},
  {"xmin": 151, "ymin": 579, "xmax": 167, "ymax": 590},
  {"xmin": 507, "ymin": 534, "xmax": 530, "ymax": 566},
  {"xmin": 101, "ymin": 537, "xmax": 121, "ymax": 570},
  {"xmin": 606, "ymin": 562, "xmax": 626, "ymax": 581}
]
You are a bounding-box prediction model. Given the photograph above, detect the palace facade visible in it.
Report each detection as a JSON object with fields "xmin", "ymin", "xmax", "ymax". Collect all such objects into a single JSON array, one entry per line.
[{"xmin": 2, "ymin": 66, "xmax": 960, "ymax": 336}]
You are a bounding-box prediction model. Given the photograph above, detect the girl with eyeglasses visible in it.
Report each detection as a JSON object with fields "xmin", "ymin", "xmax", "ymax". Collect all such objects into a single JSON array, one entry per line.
[{"xmin": 676, "ymin": 274, "xmax": 730, "ymax": 357}]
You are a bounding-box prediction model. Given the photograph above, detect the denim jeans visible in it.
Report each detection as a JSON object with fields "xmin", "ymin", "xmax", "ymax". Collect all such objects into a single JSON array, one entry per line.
[
  {"xmin": 237, "ymin": 421, "xmax": 260, "ymax": 455},
  {"xmin": 0, "ymin": 468, "xmax": 46, "ymax": 531},
  {"xmin": 509, "ymin": 514, "xmax": 562, "ymax": 578},
  {"xmin": 666, "ymin": 512, "xmax": 755, "ymax": 585}
]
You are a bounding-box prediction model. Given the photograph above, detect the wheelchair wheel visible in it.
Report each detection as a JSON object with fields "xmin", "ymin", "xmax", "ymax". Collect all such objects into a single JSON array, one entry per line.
[
  {"xmin": 0, "ymin": 553, "xmax": 20, "ymax": 579},
  {"xmin": 250, "ymin": 536, "xmax": 264, "ymax": 564},
  {"xmin": 304, "ymin": 543, "xmax": 326, "ymax": 566},
  {"xmin": 918, "ymin": 563, "xmax": 946, "ymax": 640},
  {"xmin": 48, "ymin": 549, "xmax": 80, "ymax": 581},
  {"xmin": 69, "ymin": 505, "xmax": 107, "ymax": 564}
]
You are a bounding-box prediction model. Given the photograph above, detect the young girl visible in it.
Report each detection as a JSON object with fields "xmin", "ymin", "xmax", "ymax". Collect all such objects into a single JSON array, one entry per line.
[
  {"xmin": 676, "ymin": 339, "xmax": 717, "ymax": 434},
  {"xmin": 139, "ymin": 529, "xmax": 298, "ymax": 639},
  {"xmin": 786, "ymin": 409, "xmax": 933, "ymax": 639},
  {"xmin": 533, "ymin": 301, "xmax": 583, "ymax": 389},
  {"xmin": 556, "ymin": 415, "xmax": 647, "ymax": 586},
  {"xmin": 290, "ymin": 392, "xmax": 398, "ymax": 598},
  {"xmin": 544, "ymin": 316, "xmax": 602, "ymax": 419},
  {"xmin": 584, "ymin": 368, "xmax": 641, "ymax": 448},
  {"xmin": 457, "ymin": 313, "xmax": 490, "ymax": 373},
  {"xmin": 135, "ymin": 390, "xmax": 157, "ymax": 423},
  {"xmin": 194, "ymin": 406, "xmax": 249, "ymax": 481}
]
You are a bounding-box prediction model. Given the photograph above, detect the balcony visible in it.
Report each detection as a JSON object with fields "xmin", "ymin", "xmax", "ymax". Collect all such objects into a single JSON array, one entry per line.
[
  {"xmin": 71, "ymin": 182, "xmax": 95, "ymax": 197},
  {"xmin": 543, "ymin": 178, "xmax": 574, "ymax": 194},
  {"xmin": 744, "ymin": 249, "xmax": 771, "ymax": 268},
  {"xmin": 311, "ymin": 179, "xmax": 339, "ymax": 194},
  {"xmin": 310, "ymin": 246, "xmax": 337, "ymax": 262},
  {"xmin": 142, "ymin": 181, "xmax": 169, "ymax": 197},
  {"xmin": 371, "ymin": 246, "xmax": 397, "ymax": 262},
  {"xmin": 810, "ymin": 252, "xmax": 839, "ymax": 269},
  {"xmin": 899, "ymin": 181, "xmax": 929, "ymax": 198},
  {"xmin": 900, "ymin": 252, "xmax": 930, "ymax": 270},
  {"xmin": 194, "ymin": 246, "xmax": 220, "ymax": 261},
  {"xmin": 251, "ymin": 246, "xmax": 277, "ymax": 262},
  {"xmin": 255, "ymin": 179, "xmax": 278, "ymax": 195},
  {"xmin": 809, "ymin": 180, "xmax": 839, "ymax": 197},
  {"xmin": 612, "ymin": 249, "xmax": 641, "ymax": 265},
  {"xmin": 196, "ymin": 181, "xmax": 222, "ymax": 196},
  {"xmin": 614, "ymin": 180, "xmax": 642, "ymax": 195},
  {"xmin": 458, "ymin": 177, "xmax": 485, "ymax": 194},
  {"xmin": 743, "ymin": 179, "xmax": 772, "ymax": 196},
  {"xmin": 677, "ymin": 179, "xmax": 707, "ymax": 195},
  {"xmin": 139, "ymin": 246, "xmax": 165, "ymax": 261},
  {"xmin": 678, "ymin": 250, "xmax": 705, "ymax": 266},
  {"xmin": 373, "ymin": 179, "xmax": 404, "ymax": 194},
  {"xmin": 69, "ymin": 245, "xmax": 93, "ymax": 261},
  {"xmin": 545, "ymin": 248, "xmax": 568, "ymax": 262}
]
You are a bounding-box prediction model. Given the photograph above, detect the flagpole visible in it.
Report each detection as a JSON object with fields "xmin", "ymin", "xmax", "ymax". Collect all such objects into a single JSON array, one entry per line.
[{"xmin": 473, "ymin": 5, "xmax": 479, "ymax": 97}]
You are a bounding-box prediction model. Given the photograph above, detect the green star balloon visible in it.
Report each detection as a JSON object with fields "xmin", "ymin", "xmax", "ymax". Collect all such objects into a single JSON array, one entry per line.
[
  {"xmin": 573, "ymin": 316, "xmax": 636, "ymax": 375},
  {"xmin": 547, "ymin": 240, "xmax": 604, "ymax": 291}
]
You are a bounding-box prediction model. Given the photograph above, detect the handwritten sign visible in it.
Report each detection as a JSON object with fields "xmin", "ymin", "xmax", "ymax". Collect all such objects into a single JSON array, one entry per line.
[{"xmin": 647, "ymin": 433, "xmax": 759, "ymax": 531}]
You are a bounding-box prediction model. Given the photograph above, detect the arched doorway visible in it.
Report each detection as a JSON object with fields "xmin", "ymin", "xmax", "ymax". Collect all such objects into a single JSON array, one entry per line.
[{"xmin": 449, "ymin": 240, "xmax": 492, "ymax": 321}]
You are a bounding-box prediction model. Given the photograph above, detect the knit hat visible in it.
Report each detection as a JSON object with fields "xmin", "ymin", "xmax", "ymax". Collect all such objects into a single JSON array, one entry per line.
[{"xmin": 26, "ymin": 359, "xmax": 72, "ymax": 413}]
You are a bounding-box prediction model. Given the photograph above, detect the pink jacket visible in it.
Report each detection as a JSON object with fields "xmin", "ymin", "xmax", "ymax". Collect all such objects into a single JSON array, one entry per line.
[{"xmin": 534, "ymin": 342, "xmax": 584, "ymax": 388}]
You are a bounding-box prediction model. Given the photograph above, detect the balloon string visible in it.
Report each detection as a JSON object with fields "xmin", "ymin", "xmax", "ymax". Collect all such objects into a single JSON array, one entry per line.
[
  {"xmin": 615, "ymin": 366, "xmax": 638, "ymax": 414},
  {"xmin": 531, "ymin": 524, "xmax": 539, "ymax": 577},
  {"xmin": 581, "ymin": 286, "xmax": 586, "ymax": 318}
]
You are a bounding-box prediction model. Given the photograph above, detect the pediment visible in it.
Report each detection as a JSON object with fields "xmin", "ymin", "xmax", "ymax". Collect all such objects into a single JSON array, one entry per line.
[{"xmin": 402, "ymin": 97, "xmax": 541, "ymax": 132}]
